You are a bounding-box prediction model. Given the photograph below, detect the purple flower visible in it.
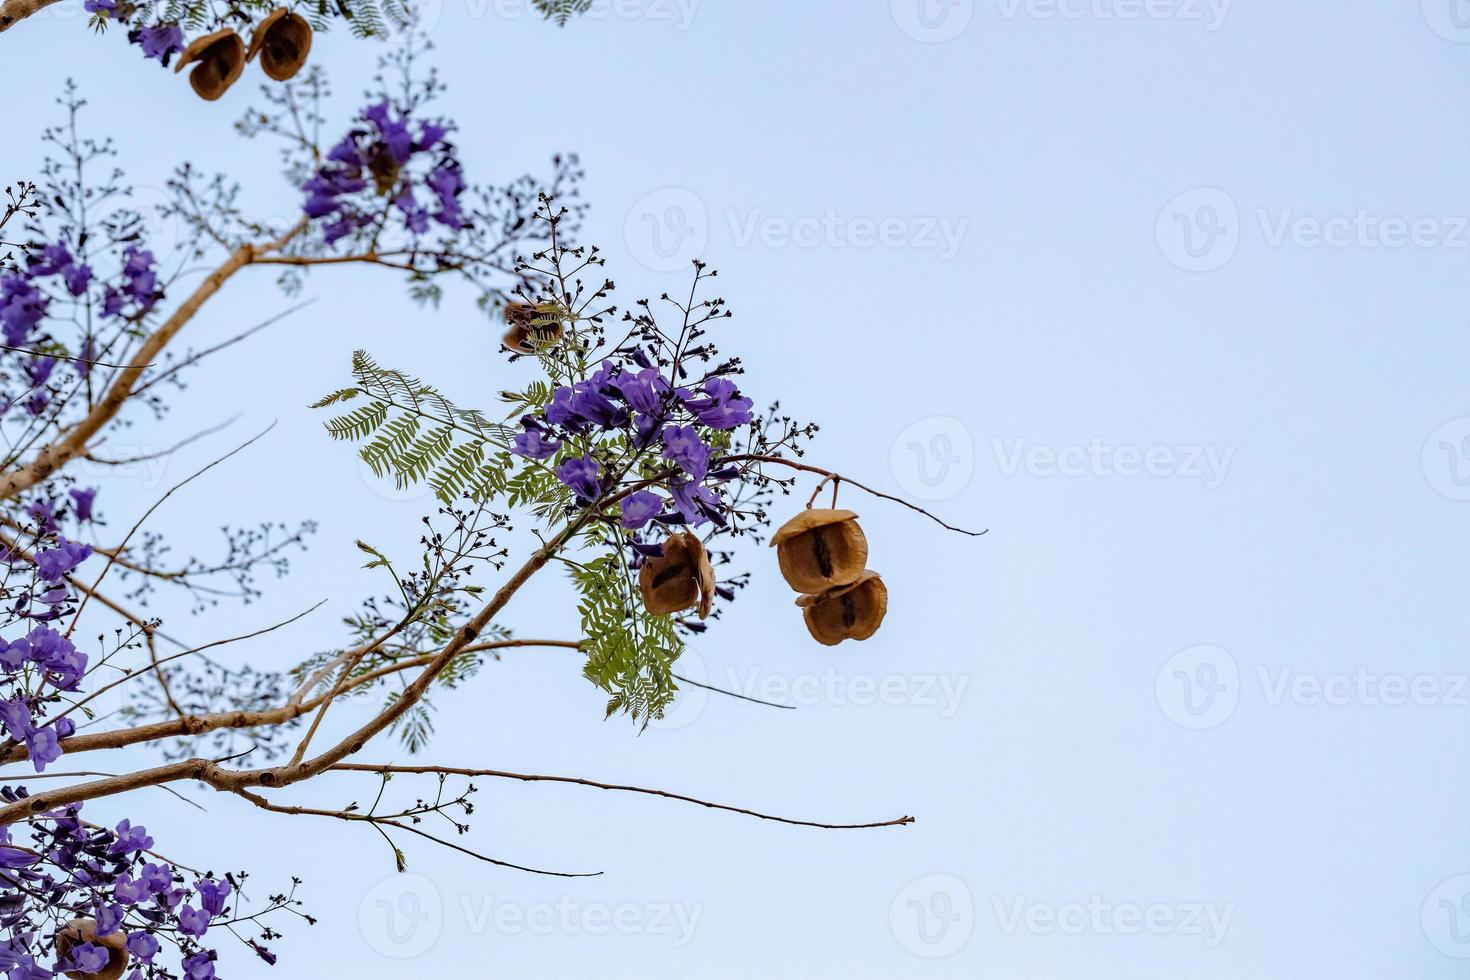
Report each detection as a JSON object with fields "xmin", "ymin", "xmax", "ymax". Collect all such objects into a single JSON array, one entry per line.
[
  {"xmin": 0, "ymin": 698, "xmax": 32, "ymax": 740},
  {"xmin": 671, "ymin": 479, "xmax": 723, "ymax": 528},
  {"xmin": 0, "ymin": 276, "xmax": 47, "ymax": 346},
  {"xmin": 25, "ymin": 726, "xmax": 61, "ymax": 773},
  {"xmin": 555, "ymin": 456, "xmax": 601, "ymax": 501},
  {"xmin": 34, "ymin": 539, "xmax": 92, "ymax": 582},
  {"xmin": 114, "ymin": 875, "xmax": 150, "ymax": 905},
  {"xmin": 69, "ymin": 488, "xmax": 97, "ymax": 523},
  {"xmin": 66, "ymin": 942, "xmax": 110, "ymax": 975},
  {"xmin": 682, "ymin": 378, "xmax": 754, "ymax": 430},
  {"xmin": 0, "ymin": 846, "xmax": 39, "ymax": 869},
  {"xmin": 512, "ymin": 429, "xmax": 562, "ymax": 461},
  {"xmin": 84, "ymin": 0, "xmax": 116, "ymax": 12},
  {"xmin": 177, "ymin": 905, "xmax": 209, "ymax": 937},
  {"xmin": 610, "ymin": 367, "xmax": 668, "ymax": 415},
  {"xmin": 107, "ymin": 819, "xmax": 153, "ymax": 857},
  {"xmin": 94, "ymin": 903, "xmax": 124, "ymax": 937},
  {"xmin": 195, "ymin": 877, "xmax": 232, "ymax": 917},
  {"xmin": 132, "ymin": 24, "xmax": 185, "ymax": 64},
  {"xmin": 139, "ymin": 863, "xmax": 173, "ymax": 893},
  {"xmin": 125, "ymin": 932, "xmax": 159, "ymax": 963},
  {"xmin": 619, "ymin": 491, "xmax": 663, "ymax": 530},
  {"xmin": 661, "ymin": 425, "xmax": 711, "ymax": 481},
  {"xmin": 181, "ymin": 952, "xmax": 216, "ymax": 980}
]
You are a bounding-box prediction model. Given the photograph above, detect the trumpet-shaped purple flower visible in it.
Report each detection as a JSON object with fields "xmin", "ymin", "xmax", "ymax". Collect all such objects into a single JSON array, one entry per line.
[
  {"xmin": 131, "ymin": 24, "xmax": 184, "ymax": 64},
  {"xmin": 661, "ymin": 425, "xmax": 711, "ymax": 481},
  {"xmin": 555, "ymin": 456, "xmax": 601, "ymax": 501},
  {"xmin": 108, "ymin": 820, "xmax": 154, "ymax": 857},
  {"xmin": 619, "ymin": 491, "xmax": 663, "ymax": 530},
  {"xmin": 34, "ymin": 540, "xmax": 92, "ymax": 583},
  {"xmin": 682, "ymin": 377, "xmax": 754, "ymax": 430},
  {"xmin": 125, "ymin": 932, "xmax": 159, "ymax": 963},
  {"xmin": 181, "ymin": 952, "xmax": 217, "ymax": 980},
  {"xmin": 195, "ymin": 877, "xmax": 232, "ymax": 917},
  {"xmin": 513, "ymin": 428, "xmax": 563, "ymax": 460},
  {"xmin": 610, "ymin": 367, "xmax": 668, "ymax": 415},
  {"xmin": 65, "ymin": 943, "xmax": 110, "ymax": 975},
  {"xmin": 177, "ymin": 905, "xmax": 209, "ymax": 937}
]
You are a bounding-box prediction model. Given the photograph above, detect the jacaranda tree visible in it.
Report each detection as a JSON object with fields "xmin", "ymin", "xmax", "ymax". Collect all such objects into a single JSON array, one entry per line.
[{"xmin": 0, "ymin": 34, "xmax": 978, "ymax": 980}]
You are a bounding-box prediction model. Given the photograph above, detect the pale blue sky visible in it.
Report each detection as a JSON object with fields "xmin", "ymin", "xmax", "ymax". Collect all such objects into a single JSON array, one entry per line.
[{"xmin": 8, "ymin": 1, "xmax": 1470, "ymax": 976}]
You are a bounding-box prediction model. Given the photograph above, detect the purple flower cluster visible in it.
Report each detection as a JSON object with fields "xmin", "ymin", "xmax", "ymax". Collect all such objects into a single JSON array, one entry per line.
[
  {"xmin": 303, "ymin": 100, "xmax": 466, "ymax": 246},
  {"xmin": 0, "ymin": 625, "xmax": 87, "ymax": 772},
  {"xmin": 0, "ymin": 803, "xmax": 236, "ymax": 979},
  {"xmin": 100, "ymin": 247, "xmax": 163, "ymax": 320},
  {"xmin": 513, "ymin": 350, "xmax": 754, "ymax": 530},
  {"xmin": 1, "ymin": 241, "xmax": 160, "ymax": 353}
]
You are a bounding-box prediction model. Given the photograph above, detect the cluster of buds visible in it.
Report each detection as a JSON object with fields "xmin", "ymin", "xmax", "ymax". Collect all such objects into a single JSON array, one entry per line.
[
  {"xmin": 170, "ymin": 9, "xmax": 312, "ymax": 101},
  {"xmin": 771, "ymin": 509, "xmax": 887, "ymax": 645}
]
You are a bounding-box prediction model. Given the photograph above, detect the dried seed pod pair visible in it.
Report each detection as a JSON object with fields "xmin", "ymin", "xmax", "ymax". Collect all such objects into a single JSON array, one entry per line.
[
  {"xmin": 55, "ymin": 919, "xmax": 129, "ymax": 980},
  {"xmin": 502, "ymin": 302, "xmax": 566, "ymax": 354},
  {"xmin": 638, "ymin": 531, "xmax": 715, "ymax": 620},
  {"xmin": 772, "ymin": 508, "xmax": 887, "ymax": 645},
  {"xmin": 175, "ymin": 10, "xmax": 311, "ymax": 101}
]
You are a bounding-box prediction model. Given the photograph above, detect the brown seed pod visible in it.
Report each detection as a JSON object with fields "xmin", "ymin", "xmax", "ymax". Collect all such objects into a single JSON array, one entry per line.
[
  {"xmin": 770, "ymin": 508, "xmax": 868, "ymax": 594},
  {"xmin": 246, "ymin": 8, "xmax": 313, "ymax": 82},
  {"xmin": 638, "ymin": 532, "xmax": 715, "ymax": 619},
  {"xmin": 55, "ymin": 918, "xmax": 129, "ymax": 980},
  {"xmin": 174, "ymin": 28, "xmax": 246, "ymax": 101},
  {"xmin": 796, "ymin": 570, "xmax": 888, "ymax": 646},
  {"xmin": 502, "ymin": 302, "xmax": 565, "ymax": 354}
]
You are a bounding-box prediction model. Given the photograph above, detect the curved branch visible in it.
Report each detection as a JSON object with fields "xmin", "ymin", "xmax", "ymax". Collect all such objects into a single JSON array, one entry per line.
[{"xmin": 332, "ymin": 763, "xmax": 914, "ymax": 831}]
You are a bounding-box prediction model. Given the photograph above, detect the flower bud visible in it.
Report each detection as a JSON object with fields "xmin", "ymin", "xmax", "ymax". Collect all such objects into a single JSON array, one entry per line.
[
  {"xmin": 247, "ymin": 8, "xmax": 313, "ymax": 82},
  {"xmin": 796, "ymin": 570, "xmax": 888, "ymax": 646},
  {"xmin": 55, "ymin": 918, "xmax": 129, "ymax": 980},
  {"xmin": 639, "ymin": 531, "xmax": 714, "ymax": 619},
  {"xmin": 175, "ymin": 28, "xmax": 246, "ymax": 102},
  {"xmin": 770, "ymin": 508, "xmax": 868, "ymax": 594},
  {"xmin": 502, "ymin": 302, "xmax": 565, "ymax": 354}
]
